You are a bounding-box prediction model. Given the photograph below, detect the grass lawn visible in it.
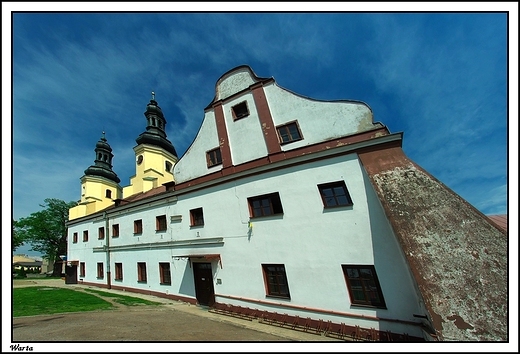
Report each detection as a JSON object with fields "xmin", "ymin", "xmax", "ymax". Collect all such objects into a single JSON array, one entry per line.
[
  {"xmin": 13, "ymin": 287, "xmax": 113, "ymax": 317},
  {"xmin": 82, "ymin": 288, "xmax": 161, "ymax": 306}
]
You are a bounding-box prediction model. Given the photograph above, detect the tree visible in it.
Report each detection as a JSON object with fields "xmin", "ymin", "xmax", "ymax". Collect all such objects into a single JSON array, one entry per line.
[
  {"xmin": 14, "ymin": 198, "xmax": 77, "ymax": 276},
  {"xmin": 12, "ymin": 219, "xmax": 24, "ymax": 252}
]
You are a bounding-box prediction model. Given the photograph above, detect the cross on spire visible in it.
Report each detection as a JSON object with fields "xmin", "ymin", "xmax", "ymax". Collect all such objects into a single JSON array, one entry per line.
[{"xmin": 151, "ymin": 91, "xmax": 155, "ymax": 100}]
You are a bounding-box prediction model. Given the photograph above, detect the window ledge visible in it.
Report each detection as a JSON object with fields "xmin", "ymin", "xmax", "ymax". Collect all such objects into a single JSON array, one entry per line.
[
  {"xmin": 350, "ymin": 304, "xmax": 387, "ymax": 310},
  {"xmin": 249, "ymin": 214, "xmax": 284, "ymax": 221},
  {"xmin": 265, "ymin": 294, "xmax": 291, "ymax": 301},
  {"xmin": 137, "ymin": 280, "xmax": 147, "ymax": 284},
  {"xmin": 279, "ymin": 137, "xmax": 303, "ymax": 145}
]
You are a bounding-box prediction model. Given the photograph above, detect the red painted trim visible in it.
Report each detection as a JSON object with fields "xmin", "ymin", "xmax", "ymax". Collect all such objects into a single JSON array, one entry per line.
[
  {"xmin": 215, "ymin": 293, "xmax": 422, "ymax": 327},
  {"xmin": 252, "ymin": 85, "xmax": 282, "ymax": 155},
  {"xmin": 213, "ymin": 102, "xmax": 233, "ymax": 169},
  {"xmin": 174, "ymin": 127, "xmax": 391, "ymax": 192}
]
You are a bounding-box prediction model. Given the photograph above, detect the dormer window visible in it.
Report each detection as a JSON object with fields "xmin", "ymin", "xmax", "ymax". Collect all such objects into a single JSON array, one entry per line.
[{"xmin": 231, "ymin": 101, "xmax": 249, "ymax": 120}]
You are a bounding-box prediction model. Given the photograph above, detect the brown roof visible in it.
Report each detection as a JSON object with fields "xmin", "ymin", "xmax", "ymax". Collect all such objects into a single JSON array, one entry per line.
[
  {"xmin": 358, "ymin": 144, "xmax": 507, "ymax": 341},
  {"xmin": 487, "ymin": 214, "xmax": 507, "ymax": 233}
]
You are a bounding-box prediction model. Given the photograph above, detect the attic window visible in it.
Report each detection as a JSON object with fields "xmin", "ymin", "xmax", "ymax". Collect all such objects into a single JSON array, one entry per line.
[
  {"xmin": 231, "ymin": 101, "xmax": 249, "ymax": 120},
  {"xmin": 206, "ymin": 147, "xmax": 222, "ymax": 168},
  {"xmin": 277, "ymin": 121, "xmax": 303, "ymax": 144}
]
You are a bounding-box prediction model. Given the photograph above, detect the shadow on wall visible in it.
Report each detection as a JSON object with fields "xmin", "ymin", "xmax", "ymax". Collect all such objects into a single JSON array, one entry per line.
[{"xmin": 177, "ymin": 259, "xmax": 196, "ymax": 297}]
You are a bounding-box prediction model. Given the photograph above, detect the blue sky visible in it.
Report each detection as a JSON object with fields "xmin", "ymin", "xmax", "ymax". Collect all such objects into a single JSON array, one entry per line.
[{"xmin": 5, "ymin": 4, "xmax": 517, "ymax": 258}]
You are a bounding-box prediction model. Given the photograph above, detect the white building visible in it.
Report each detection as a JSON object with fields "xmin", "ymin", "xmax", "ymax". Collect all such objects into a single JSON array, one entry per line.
[{"xmin": 67, "ymin": 65, "xmax": 507, "ymax": 342}]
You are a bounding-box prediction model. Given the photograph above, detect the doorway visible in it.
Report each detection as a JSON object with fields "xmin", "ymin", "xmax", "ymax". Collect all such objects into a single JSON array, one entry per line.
[
  {"xmin": 193, "ymin": 262, "xmax": 215, "ymax": 306},
  {"xmin": 65, "ymin": 264, "xmax": 77, "ymax": 284}
]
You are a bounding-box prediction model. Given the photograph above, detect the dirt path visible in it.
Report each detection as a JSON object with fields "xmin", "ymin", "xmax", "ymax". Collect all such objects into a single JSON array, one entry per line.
[{"xmin": 11, "ymin": 279, "xmax": 340, "ymax": 344}]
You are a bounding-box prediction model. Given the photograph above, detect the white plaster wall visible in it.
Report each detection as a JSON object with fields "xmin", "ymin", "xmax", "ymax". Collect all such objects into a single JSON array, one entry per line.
[
  {"xmin": 173, "ymin": 111, "xmax": 221, "ymax": 183},
  {"xmin": 216, "ymin": 68, "xmax": 257, "ymax": 101},
  {"xmin": 68, "ymin": 153, "xmax": 423, "ymax": 336},
  {"xmin": 222, "ymin": 93, "xmax": 268, "ymax": 166},
  {"xmin": 264, "ymin": 83, "xmax": 374, "ymax": 151}
]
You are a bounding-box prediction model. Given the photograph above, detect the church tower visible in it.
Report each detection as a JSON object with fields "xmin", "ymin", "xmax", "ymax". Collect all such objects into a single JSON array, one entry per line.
[
  {"xmin": 123, "ymin": 92, "xmax": 178, "ymax": 197},
  {"xmin": 69, "ymin": 132, "xmax": 122, "ymax": 220}
]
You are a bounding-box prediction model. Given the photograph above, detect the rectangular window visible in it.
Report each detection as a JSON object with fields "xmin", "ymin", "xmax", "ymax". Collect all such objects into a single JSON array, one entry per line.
[
  {"xmin": 97, "ymin": 262, "xmax": 104, "ymax": 279},
  {"xmin": 159, "ymin": 262, "xmax": 171, "ymax": 285},
  {"xmin": 73, "ymin": 232, "xmax": 78, "ymax": 243},
  {"xmin": 80, "ymin": 262, "xmax": 86, "ymax": 277},
  {"xmin": 83, "ymin": 230, "xmax": 89, "ymax": 242},
  {"xmin": 342, "ymin": 265, "xmax": 386, "ymax": 308},
  {"xmin": 276, "ymin": 121, "xmax": 303, "ymax": 144},
  {"xmin": 318, "ymin": 181, "xmax": 353, "ymax": 208},
  {"xmin": 248, "ymin": 192, "xmax": 283, "ymax": 218},
  {"xmin": 262, "ymin": 264, "xmax": 290, "ymax": 299},
  {"xmin": 206, "ymin": 147, "xmax": 222, "ymax": 167},
  {"xmin": 231, "ymin": 101, "xmax": 249, "ymax": 120},
  {"xmin": 98, "ymin": 227, "xmax": 105, "ymax": 240},
  {"xmin": 115, "ymin": 263, "xmax": 123, "ymax": 281},
  {"xmin": 137, "ymin": 262, "xmax": 147, "ymax": 282},
  {"xmin": 134, "ymin": 219, "xmax": 143, "ymax": 234},
  {"xmin": 190, "ymin": 208, "xmax": 204, "ymax": 227},
  {"xmin": 112, "ymin": 224, "xmax": 119, "ymax": 238},
  {"xmin": 156, "ymin": 215, "xmax": 167, "ymax": 231}
]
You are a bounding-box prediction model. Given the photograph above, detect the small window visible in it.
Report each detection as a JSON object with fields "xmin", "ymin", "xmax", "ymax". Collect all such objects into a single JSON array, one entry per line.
[
  {"xmin": 83, "ymin": 230, "xmax": 89, "ymax": 242},
  {"xmin": 98, "ymin": 227, "xmax": 105, "ymax": 240},
  {"xmin": 248, "ymin": 192, "xmax": 283, "ymax": 218},
  {"xmin": 276, "ymin": 121, "xmax": 302, "ymax": 144},
  {"xmin": 97, "ymin": 263, "xmax": 104, "ymax": 279},
  {"xmin": 206, "ymin": 147, "xmax": 222, "ymax": 167},
  {"xmin": 165, "ymin": 160, "xmax": 173, "ymax": 172},
  {"xmin": 342, "ymin": 265, "xmax": 386, "ymax": 308},
  {"xmin": 134, "ymin": 219, "xmax": 143, "ymax": 234},
  {"xmin": 159, "ymin": 262, "xmax": 171, "ymax": 285},
  {"xmin": 190, "ymin": 208, "xmax": 204, "ymax": 227},
  {"xmin": 231, "ymin": 101, "xmax": 249, "ymax": 120},
  {"xmin": 112, "ymin": 224, "xmax": 119, "ymax": 238},
  {"xmin": 318, "ymin": 181, "xmax": 353, "ymax": 208},
  {"xmin": 80, "ymin": 262, "xmax": 86, "ymax": 278},
  {"xmin": 262, "ymin": 264, "xmax": 290, "ymax": 299},
  {"xmin": 73, "ymin": 232, "xmax": 78, "ymax": 243},
  {"xmin": 105, "ymin": 189, "xmax": 112, "ymax": 198},
  {"xmin": 137, "ymin": 262, "xmax": 147, "ymax": 282},
  {"xmin": 156, "ymin": 215, "xmax": 167, "ymax": 231},
  {"xmin": 115, "ymin": 263, "xmax": 123, "ymax": 281}
]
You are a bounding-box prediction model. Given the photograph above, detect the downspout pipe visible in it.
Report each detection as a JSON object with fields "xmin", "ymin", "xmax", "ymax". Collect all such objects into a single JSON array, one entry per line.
[{"xmin": 104, "ymin": 211, "xmax": 111, "ymax": 289}]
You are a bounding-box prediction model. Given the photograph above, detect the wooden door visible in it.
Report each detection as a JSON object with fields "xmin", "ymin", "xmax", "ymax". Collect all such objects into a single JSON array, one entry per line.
[{"xmin": 193, "ymin": 262, "xmax": 215, "ymax": 306}]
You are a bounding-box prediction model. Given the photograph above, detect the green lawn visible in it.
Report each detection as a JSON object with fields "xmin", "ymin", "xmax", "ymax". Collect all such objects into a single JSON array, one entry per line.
[
  {"xmin": 13, "ymin": 286, "xmax": 163, "ymax": 317},
  {"xmin": 82, "ymin": 288, "xmax": 161, "ymax": 306},
  {"xmin": 13, "ymin": 287, "xmax": 113, "ymax": 317}
]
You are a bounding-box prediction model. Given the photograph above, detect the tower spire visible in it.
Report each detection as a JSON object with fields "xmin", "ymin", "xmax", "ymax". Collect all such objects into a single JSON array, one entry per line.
[
  {"xmin": 135, "ymin": 92, "xmax": 177, "ymax": 157},
  {"xmin": 84, "ymin": 131, "xmax": 121, "ymax": 183}
]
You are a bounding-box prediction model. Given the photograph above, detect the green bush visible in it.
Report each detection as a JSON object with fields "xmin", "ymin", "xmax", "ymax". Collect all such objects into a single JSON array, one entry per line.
[{"xmin": 14, "ymin": 268, "xmax": 27, "ymax": 279}]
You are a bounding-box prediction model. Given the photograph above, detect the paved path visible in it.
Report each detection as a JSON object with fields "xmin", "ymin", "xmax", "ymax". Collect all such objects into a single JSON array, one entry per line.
[{"xmin": 12, "ymin": 279, "xmax": 341, "ymax": 345}]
